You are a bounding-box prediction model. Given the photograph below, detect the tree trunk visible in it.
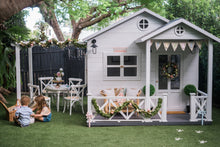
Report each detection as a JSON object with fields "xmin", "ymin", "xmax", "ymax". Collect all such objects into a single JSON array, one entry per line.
[
  {"xmin": 38, "ymin": 2, "xmax": 65, "ymax": 41},
  {"xmin": 0, "ymin": 0, "xmax": 43, "ymax": 24},
  {"xmin": 72, "ymin": 28, "xmax": 82, "ymax": 40},
  {"xmin": 71, "ymin": 20, "xmax": 82, "ymax": 40}
]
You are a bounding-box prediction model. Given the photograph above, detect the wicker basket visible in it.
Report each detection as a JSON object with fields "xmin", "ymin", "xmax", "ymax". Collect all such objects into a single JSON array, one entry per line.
[{"xmin": 0, "ymin": 100, "xmax": 16, "ymax": 122}]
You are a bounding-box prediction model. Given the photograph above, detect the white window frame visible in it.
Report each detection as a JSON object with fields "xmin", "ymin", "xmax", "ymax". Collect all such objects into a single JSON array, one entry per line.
[
  {"xmin": 137, "ymin": 18, "xmax": 149, "ymax": 31},
  {"xmin": 175, "ymin": 26, "xmax": 185, "ymax": 36},
  {"xmin": 103, "ymin": 53, "xmax": 141, "ymax": 80}
]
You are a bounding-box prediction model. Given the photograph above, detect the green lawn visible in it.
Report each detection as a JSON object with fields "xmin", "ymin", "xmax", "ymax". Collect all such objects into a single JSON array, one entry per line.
[{"xmin": 1, "ymin": 93, "xmax": 220, "ymax": 147}]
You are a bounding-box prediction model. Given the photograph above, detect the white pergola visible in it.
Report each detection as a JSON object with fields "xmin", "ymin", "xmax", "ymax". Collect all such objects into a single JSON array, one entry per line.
[{"xmin": 14, "ymin": 44, "xmax": 87, "ymax": 100}]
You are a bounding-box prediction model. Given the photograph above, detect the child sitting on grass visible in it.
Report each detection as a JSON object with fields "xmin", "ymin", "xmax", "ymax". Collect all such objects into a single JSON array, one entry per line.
[
  {"xmin": 32, "ymin": 95, "xmax": 52, "ymax": 122},
  {"xmin": 14, "ymin": 95, "xmax": 34, "ymax": 127}
]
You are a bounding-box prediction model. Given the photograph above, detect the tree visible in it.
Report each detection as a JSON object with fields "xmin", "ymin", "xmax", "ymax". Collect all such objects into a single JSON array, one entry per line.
[
  {"xmin": 38, "ymin": 0, "xmax": 163, "ymax": 40},
  {"xmin": 165, "ymin": 0, "xmax": 220, "ymax": 106},
  {"xmin": 38, "ymin": 1, "xmax": 65, "ymax": 41},
  {"xmin": 0, "ymin": 0, "xmax": 43, "ymax": 26},
  {"xmin": 0, "ymin": 10, "xmax": 30, "ymax": 101},
  {"xmin": 34, "ymin": 21, "xmax": 49, "ymax": 41}
]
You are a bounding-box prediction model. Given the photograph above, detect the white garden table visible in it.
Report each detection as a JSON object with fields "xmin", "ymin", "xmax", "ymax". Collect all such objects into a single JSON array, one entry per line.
[{"xmin": 46, "ymin": 84, "xmax": 70, "ymax": 112}]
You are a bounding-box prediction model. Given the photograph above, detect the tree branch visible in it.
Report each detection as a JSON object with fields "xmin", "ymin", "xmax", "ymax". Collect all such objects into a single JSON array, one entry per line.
[
  {"xmin": 0, "ymin": 0, "xmax": 43, "ymax": 24},
  {"xmin": 79, "ymin": 5, "xmax": 143, "ymax": 29}
]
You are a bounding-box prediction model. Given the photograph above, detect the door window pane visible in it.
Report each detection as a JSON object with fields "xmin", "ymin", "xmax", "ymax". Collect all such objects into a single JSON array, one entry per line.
[
  {"xmin": 171, "ymin": 55, "xmax": 180, "ymax": 89},
  {"xmin": 159, "ymin": 55, "xmax": 168, "ymax": 89},
  {"xmin": 107, "ymin": 56, "xmax": 120, "ymax": 65},
  {"xmin": 124, "ymin": 67, "xmax": 137, "ymax": 76},
  {"xmin": 107, "ymin": 67, "xmax": 120, "ymax": 76},
  {"xmin": 124, "ymin": 56, "xmax": 137, "ymax": 65}
]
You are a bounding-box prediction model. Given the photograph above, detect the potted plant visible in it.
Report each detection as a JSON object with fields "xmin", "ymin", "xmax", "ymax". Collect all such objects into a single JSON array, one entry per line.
[
  {"xmin": 184, "ymin": 84, "xmax": 197, "ymax": 113},
  {"xmin": 55, "ymin": 68, "xmax": 64, "ymax": 81},
  {"xmin": 142, "ymin": 84, "xmax": 155, "ymax": 96}
]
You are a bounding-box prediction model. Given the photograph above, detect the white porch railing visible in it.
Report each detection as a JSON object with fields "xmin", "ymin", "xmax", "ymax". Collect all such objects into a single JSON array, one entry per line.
[
  {"xmin": 190, "ymin": 90, "xmax": 208, "ymax": 122},
  {"xmin": 87, "ymin": 94, "xmax": 167, "ymax": 123}
]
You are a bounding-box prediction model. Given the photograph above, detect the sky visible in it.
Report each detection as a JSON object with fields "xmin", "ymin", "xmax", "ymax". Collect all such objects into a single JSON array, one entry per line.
[{"xmin": 24, "ymin": 7, "xmax": 43, "ymax": 31}]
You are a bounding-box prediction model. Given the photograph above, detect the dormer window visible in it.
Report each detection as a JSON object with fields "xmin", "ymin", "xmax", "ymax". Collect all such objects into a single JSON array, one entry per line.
[
  {"xmin": 138, "ymin": 18, "xmax": 149, "ymax": 30},
  {"xmin": 175, "ymin": 26, "xmax": 185, "ymax": 36}
]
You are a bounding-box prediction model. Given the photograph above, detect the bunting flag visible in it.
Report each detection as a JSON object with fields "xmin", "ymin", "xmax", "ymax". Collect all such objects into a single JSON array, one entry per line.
[
  {"xmin": 179, "ymin": 42, "xmax": 187, "ymax": 51},
  {"xmin": 150, "ymin": 40, "xmax": 153, "ymax": 47},
  {"xmin": 196, "ymin": 41, "xmax": 202, "ymax": 49},
  {"xmin": 155, "ymin": 41, "xmax": 161, "ymax": 50},
  {"xmin": 171, "ymin": 42, "xmax": 179, "ymax": 51},
  {"xmin": 163, "ymin": 42, "xmax": 170, "ymax": 51},
  {"xmin": 188, "ymin": 42, "xmax": 195, "ymax": 51}
]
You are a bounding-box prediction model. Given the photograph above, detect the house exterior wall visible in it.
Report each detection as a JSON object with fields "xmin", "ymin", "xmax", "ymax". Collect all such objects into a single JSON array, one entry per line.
[{"xmin": 87, "ymin": 13, "xmax": 167, "ymax": 96}]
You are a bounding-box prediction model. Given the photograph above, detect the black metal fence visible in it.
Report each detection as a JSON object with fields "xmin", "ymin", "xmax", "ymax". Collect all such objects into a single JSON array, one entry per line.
[{"xmin": 20, "ymin": 45, "xmax": 86, "ymax": 92}]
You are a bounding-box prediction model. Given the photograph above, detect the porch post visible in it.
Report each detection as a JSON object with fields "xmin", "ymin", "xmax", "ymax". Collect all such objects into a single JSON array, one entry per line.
[
  {"xmin": 28, "ymin": 47, "xmax": 33, "ymax": 84},
  {"xmin": 145, "ymin": 40, "xmax": 151, "ymax": 110},
  {"xmin": 15, "ymin": 45, "xmax": 21, "ymax": 100},
  {"xmin": 207, "ymin": 39, "xmax": 213, "ymax": 121}
]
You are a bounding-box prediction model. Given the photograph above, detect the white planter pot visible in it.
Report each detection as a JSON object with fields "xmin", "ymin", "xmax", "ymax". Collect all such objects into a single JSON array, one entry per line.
[{"xmin": 56, "ymin": 77, "xmax": 62, "ymax": 81}]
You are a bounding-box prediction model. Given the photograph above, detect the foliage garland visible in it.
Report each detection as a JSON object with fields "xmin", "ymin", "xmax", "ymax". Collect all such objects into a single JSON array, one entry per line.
[
  {"xmin": 161, "ymin": 63, "xmax": 178, "ymax": 79},
  {"xmin": 18, "ymin": 38, "xmax": 86, "ymax": 49},
  {"xmin": 92, "ymin": 98, "xmax": 162, "ymax": 118}
]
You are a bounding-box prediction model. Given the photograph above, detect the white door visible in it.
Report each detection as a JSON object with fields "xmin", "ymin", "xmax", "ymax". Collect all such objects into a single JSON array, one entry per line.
[{"xmin": 155, "ymin": 54, "xmax": 183, "ymax": 111}]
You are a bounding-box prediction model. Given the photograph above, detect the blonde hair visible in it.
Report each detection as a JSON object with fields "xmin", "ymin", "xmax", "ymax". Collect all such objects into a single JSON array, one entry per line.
[
  {"xmin": 21, "ymin": 95, "xmax": 30, "ymax": 105},
  {"xmin": 35, "ymin": 95, "xmax": 47, "ymax": 111}
]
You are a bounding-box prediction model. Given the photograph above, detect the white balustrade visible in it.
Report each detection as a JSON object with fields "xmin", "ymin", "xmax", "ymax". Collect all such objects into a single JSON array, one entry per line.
[
  {"xmin": 87, "ymin": 95, "xmax": 167, "ymax": 123},
  {"xmin": 190, "ymin": 90, "xmax": 208, "ymax": 122}
]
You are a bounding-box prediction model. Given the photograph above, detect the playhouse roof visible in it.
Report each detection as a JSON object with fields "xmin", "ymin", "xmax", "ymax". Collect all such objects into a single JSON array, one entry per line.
[
  {"xmin": 135, "ymin": 18, "xmax": 220, "ymax": 43},
  {"xmin": 82, "ymin": 8, "xmax": 169, "ymax": 41}
]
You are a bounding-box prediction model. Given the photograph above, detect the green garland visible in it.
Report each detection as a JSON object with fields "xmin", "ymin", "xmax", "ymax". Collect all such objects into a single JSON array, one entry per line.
[
  {"xmin": 92, "ymin": 98, "xmax": 163, "ymax": 118},
  {"xmin": 18, "ymin": 38, "xmax": 86, "ymax": 49}
]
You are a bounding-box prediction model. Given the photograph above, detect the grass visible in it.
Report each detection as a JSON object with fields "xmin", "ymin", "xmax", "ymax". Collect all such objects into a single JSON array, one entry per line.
[{"xmin": 1, "ymin": 93, "xmax": 220, "ymax": 147}]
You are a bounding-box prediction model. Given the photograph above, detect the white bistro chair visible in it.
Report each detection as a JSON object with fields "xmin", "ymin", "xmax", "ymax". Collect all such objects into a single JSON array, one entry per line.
[
  {"xmin": 38, "ymin": 77, "xmax": 55, "ymax": 102},
  {"xmin": 63, "ymin": 84, "xmax": 86, "ymax": 115},
  {"xmin": 38, "ymin": 77, "xmax": 54, "ymax": 94},
  {"xmin": 68, "ymin": 78, "xmax": 83, "ymax": 87},
  {"xmin": 28, "ymin": 83, "xmax": 51, "ymax": 108}
]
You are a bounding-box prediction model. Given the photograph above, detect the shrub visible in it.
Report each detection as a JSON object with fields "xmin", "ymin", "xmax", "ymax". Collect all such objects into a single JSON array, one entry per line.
[
  {"xmin": 184, "ymin": 84, "xmax": 197, "ymax": 96},
  {"xmin": 142, "ymin": 84, "xmax": 155, "ymax": 96}
]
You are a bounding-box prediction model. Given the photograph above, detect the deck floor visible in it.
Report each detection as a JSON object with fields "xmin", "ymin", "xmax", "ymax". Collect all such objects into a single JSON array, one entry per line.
[{"xmin": 89, "ymin": 113, "xmax": 212, "ymax": 127}]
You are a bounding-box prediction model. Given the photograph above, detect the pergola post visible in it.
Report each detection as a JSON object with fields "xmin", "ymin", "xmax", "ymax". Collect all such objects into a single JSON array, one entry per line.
[
  {"xmin": 207, "ymin": 39, "xmax": 213, "ymax": 121},
  {"xmin": 28, "ymin": 47, "xmax": 33, "ymax": 84},
  {"xmin": 145, "ymin": 40, "xmax": 151, "ymax": 110},
  {"xmin": 15, "ymin": 45, "xmax": 21, "ymax": 100}
]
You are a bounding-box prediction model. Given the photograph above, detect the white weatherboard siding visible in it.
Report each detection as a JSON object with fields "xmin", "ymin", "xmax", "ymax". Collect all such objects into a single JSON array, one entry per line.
[
  {"xmin": 87, "ymin": 13, "xmax": 166, "ymax": 96},
  {"xmin": 153, "ymin": 24, "xmax": 207, "ymax": 40}
]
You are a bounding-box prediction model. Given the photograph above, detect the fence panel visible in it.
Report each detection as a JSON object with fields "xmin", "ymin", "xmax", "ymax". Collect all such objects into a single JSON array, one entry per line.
[{"xmin": 20, "ymin": 46, "xmax": 86, "ymax": 92}]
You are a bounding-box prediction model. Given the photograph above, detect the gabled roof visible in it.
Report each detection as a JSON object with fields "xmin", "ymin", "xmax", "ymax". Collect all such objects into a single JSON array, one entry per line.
[
  {"xmin": 135, "ymin": 18, "xmax": 220, "ymax": 43},
  {"xmin": 82, "ymin": 8, "xmax": 169, "ymax": 41}
]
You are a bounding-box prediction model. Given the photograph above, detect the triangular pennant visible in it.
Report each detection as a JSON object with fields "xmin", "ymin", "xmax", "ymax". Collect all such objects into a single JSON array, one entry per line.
[
  {"xmin": 196, "ymin": 41, "xmax": 202, "ymax": 49},
  {"xmin": 188, "ymin": 41, "xmax": 195, "ymax": 51},
  {"xmin": 180, "ymin": 42, "xmax": 187, "ymax": 51},
  {"xmin": 155, "ymin": 41, "xmax": 161, "ymax": 50},
  {"xmin": 150, "ymin": 40, "xmax": 152, "ymax": 47},
  {"xmin": 163, "ymin": 42, "xmax": 170, "ymax": 51},
  {"xmin": 171, "ymin": 42, "xmax": 178, "ymax": 51}
]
